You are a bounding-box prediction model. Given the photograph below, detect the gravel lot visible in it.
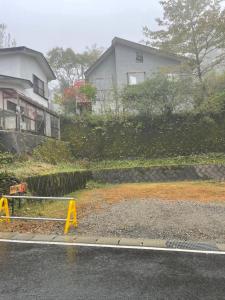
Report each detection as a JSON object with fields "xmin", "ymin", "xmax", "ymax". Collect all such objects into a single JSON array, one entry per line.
[{"xmin": 76, "ymin": 198, "xmax": 225, "ymax": 243}]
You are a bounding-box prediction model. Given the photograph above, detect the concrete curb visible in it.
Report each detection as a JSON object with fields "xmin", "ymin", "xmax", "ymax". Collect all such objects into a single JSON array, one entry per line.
[{"xmin": 0, "ymin": 232, "xmax": 224, "ymax": 252}]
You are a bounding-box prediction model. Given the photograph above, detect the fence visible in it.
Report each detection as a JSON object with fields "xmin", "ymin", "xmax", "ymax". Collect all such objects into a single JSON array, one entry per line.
[{"xmin": 0, "ymin": 195, "xmax": 77, "ymax": 234}]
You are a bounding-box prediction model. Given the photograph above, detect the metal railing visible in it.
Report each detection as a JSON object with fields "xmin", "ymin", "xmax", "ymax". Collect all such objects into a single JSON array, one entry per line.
[{"xmin": 0, "ymin": 196, "xmax": 77, "ymax": 234}]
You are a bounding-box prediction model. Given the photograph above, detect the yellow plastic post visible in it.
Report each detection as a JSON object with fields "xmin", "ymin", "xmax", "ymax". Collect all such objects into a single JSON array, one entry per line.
[
  {"xmin": 0, "ymin": 197, "xmax": 10, "ymax": 223},
  {"xmin": 64, "ymin": 200, "xmax": 77, "ymax": 234}
]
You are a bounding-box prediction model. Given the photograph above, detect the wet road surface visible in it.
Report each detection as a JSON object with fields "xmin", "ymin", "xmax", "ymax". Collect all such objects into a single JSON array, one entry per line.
[{"xmin": 0, "ymin": 242, "xmax": 225, "ymax": 299}]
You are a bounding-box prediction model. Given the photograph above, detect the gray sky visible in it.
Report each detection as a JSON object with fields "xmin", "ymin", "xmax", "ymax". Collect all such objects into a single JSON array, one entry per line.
[{"xmin": 0, "ymin": 0, "xmax": 162, "ymax": 54}]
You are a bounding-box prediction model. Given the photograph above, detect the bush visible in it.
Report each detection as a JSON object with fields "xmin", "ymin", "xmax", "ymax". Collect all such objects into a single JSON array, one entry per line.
[
  {"xmin": 0, "ymin": 172, "xmax": 20, "ymax": 195},
  {"xmin": 120, "ymin": 73, "xmax": 194, "ymax": 116},
  {"xmin": 32, "ymin": 139, "xmax": 74, "ymax": 164},
  {"xmin": 61, "ymin": 112, "xmax": 225, "ymax": 160},
  {"xmin": 0, "ymin": 152, "xmax": 14, "ymax": 166}
]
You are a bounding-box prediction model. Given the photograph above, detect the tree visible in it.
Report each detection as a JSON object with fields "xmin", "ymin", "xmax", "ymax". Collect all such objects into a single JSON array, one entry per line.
[
  {"xmin": 57, "ymin": 81, "xmax": 96, "ymax": 115},
  {"xmin": 121, "ymin": 74, "xmax": 193, "ymax": 117},
  {"xmin": 77, "ymin": 44, "xmax": 104, "ymax": 78},
  {"xmin": 0, "ymin": 23, "xmax": 16, "ymax": 48},
  {"xmin": 143, "ymin": 0, "xmax": 225, "ymax": 83},
  {"xmin": 47, "ymin": 47, "xmax": 79, "ymax": 91},
  {"xmin": 47, "ymin": 45, "xmax": 103, "ymax": 92}
]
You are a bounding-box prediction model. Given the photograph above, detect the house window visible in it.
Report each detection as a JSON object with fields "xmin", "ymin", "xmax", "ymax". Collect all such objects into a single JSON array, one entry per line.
[
  {"xmin": 127, "ymin": 72, "xmax": 145, "ymax": 85},
  {"xmin": 7, "ymin": 101, "xmax": 17, "ymax": 112},
  {"xmin": 136, "ymin": 51, "xmax": 143, "ymax": 63},
  {"xmin": 33, "ymin": 75, "xmax": 45, "ymax": 97},
  {"xmin": 128, "ymin": 75, "xmax": 137, "ymax": 85}
]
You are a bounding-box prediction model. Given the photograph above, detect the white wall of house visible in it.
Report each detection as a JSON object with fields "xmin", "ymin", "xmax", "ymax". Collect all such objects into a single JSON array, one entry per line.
[
  {"xmin": 45, "ymin": 113, "xmax": 51, "ymax": 137},
  {"xmin": 0, "ymin": 53, "xmax": 49, "ymax": 108},
  {"xmin": 0, "ymin": 81, "xmax": 29, "ymax": 94},
  {"xmin": 19, "ymin": 54, "xmax": 49, "ymax": 107}
]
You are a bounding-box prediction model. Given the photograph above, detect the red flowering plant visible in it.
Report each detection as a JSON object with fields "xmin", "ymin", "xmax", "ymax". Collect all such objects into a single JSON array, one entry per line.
[{"xmin": 62, "ymin": 80, "xmax": 96, "ymax": 114}]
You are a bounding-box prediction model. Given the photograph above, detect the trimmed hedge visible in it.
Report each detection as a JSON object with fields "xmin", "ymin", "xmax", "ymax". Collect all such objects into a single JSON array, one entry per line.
[
  {"xmin": 26, "ymin": 171, "xmax": 92, "ymax": 196},
  {"xmin": 61, "ymin": 113, "xmax": 225, "ymax": 160}
]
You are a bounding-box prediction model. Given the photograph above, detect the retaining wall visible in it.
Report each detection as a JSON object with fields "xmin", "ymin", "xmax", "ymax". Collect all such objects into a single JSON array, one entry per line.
[
  {"xmin": 92, "ymin": 164, "xmax": 225, "ymax": 184},
  {"xmin": 0, "ymin": 130, "xmax": 48, "ymax": 154}
]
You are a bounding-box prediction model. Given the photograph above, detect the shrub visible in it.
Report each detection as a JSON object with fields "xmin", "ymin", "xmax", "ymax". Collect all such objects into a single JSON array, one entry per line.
[
  {"xmin": 0, "ymin": 152, "xmax": 14, "ymax": 166},
  {"xmin": 0, "ymin": 172, "xmax": 20, "ymax": 195},
  {"xmin": 32, "ymin": 139, "xmax": 74, "ymax": 164},
  {"xmin": 120, "ymin": 73, "xmax": 194, "ymax": 116},
  {"xmin": 61, "ymin": 112, "xmax": 225, "ymax": 160}
]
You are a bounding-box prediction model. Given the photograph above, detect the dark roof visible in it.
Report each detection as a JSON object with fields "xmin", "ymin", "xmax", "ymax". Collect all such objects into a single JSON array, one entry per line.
[
  {"xmin": 0, "ymin": 46, "xmax": 56, "ymax": 81},
  {"xmin": 0, "ymin": 74, "xmax": 33, "ymax": 88},
  {"xmin": 85, "ymin": 37, "xmax": 188, "ymax": 77}
]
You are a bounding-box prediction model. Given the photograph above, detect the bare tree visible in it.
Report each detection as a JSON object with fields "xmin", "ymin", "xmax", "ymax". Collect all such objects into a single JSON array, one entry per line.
[{"xmin": 0, "ymin": 23, "xmax": 16, "ymax": 48}]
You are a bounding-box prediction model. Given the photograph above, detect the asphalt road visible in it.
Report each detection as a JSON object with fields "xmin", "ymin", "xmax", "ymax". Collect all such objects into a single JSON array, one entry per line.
[{"xmin": 0, "ymin": 242, "xmax": 225, "ymax": 299}]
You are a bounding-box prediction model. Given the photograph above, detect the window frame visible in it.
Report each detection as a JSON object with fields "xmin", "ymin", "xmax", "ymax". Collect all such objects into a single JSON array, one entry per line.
[
  {"xmin": 127, "ymin": 72, "xmax": 146, "ymax": 86},
  {"xmin": 33, "ymin": 74, "xmax": 45, "ymax": 98},
  {"xmin": 136, "ymin": 51, "xmax": 144, "ymax": 63}
]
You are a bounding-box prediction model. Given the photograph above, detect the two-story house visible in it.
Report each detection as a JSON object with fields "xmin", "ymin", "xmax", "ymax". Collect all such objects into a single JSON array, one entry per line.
[
  {"xmin": 85, "ymin": 37, "xmax": 187, "ymax": 113},
  {"xmin": 0, "ymin": 46, "xmax": 59, "ymax": 148}
]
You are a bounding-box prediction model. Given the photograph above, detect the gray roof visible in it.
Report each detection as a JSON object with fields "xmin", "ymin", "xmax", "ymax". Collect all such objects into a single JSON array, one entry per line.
[
  {"xmin": 0, "ymin": 46, "xmax": 56, "ymax": 81},
  {"xmin": 85, "ymin": 37, "xmax": 188, "ymax": 77}
]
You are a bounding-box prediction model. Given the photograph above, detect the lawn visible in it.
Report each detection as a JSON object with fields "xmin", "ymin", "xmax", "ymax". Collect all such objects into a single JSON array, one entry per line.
[{"xmin": 2, "ymin": 152, "xmax": 225, "ymax": 179}]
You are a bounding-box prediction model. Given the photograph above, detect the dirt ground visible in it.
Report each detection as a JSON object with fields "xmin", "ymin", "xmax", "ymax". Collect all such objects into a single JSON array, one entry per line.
[{"xmin": 1, "ymin": 181, "xmax": 225, "ymax": 242}]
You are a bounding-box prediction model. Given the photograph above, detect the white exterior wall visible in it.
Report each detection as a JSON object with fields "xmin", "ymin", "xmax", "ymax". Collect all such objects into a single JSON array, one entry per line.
[
  {"xmin": 19, "ymin": 54, "xmax": 49, "ymax": 107},
  {"xmin": 0, "ymin": 54, "xmax": 21, "ymax": 78},
  {"xmin": 45, "ymin": 113, "xmax": 51, "ymax": 137},
  {"xmin": 0, "ymin": 90, "xmax": 3, "ymax": 110},
  {"xmin": 0, "ymin": 53, "xmax": 49, "ymax": 108}
]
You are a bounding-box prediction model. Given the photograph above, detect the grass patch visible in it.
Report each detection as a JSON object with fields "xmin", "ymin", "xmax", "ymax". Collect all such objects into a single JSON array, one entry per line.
[
  {"xmin": 2, "ymin": 152, "xmax": 225, "ymax": 179},
  {"xmin": 88, "ymin": 153, "xmax": 225, "ymax": 170}
]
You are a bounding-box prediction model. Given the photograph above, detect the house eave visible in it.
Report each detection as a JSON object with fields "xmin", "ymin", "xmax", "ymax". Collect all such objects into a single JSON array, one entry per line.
[
  {"xmin": 0, "ymin": 75, "xmax": 33, "ymax": 89},
  {"xmin": 85, "ymin": 46, "xmax": 114, "ymax": 78}
]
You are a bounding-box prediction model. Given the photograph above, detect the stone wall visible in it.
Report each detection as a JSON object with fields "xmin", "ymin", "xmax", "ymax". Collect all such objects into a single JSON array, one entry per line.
[
  {"xmin": 0, "ymin": 130, "xmax": 48, "ymax": 154},
  {"xmin": 92, "ymin": 164, "xmax": 225, "ymax": 184}
]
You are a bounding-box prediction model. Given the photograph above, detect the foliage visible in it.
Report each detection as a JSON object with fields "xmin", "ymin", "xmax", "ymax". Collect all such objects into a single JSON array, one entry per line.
[
  {"xmin": 61, "ymin": 112, "xmax": 225, "ymax": 160},
  {"xmin": 0, "ymin": 23, "xmax": 16, "ymax": 48},
  {"xmin": 59, "ymin": 81, "xmax": 96, "ymax": 115},
  {"xmin": 88, "ymin": 153, "xmax": 225, "ymax": 169},
  {"xmin": 47, "ymin": 45, "xmax": 103, "ymax": 92},
  {"xmin": 197, "ymin": 71, "xmax": 225, "ymax": 112},
  {"xmin": 0, "ymin": 152, "xmax": 14, "ymax": 166},
  {"xmin": 120, "ymin": 73, "xmax": 194, "ymax": 116},
  {"xmin": 32, "ymin": 139, "xmax": 74, "ymax": 165},
  {"xmin": 0, "ymin": 171, "xmax": 20, "ymax": 195},
  {"xmin": 79, "ymin": 84, "xmax": 96, "ymax": 101},
  {"xmin": 143, "ymin": 0, "xmax": 225, "ymax": 84}
]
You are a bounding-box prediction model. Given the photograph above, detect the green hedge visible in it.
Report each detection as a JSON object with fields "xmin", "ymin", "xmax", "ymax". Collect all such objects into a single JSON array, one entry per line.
[
  {"xmin": 26, "ymin": 171, "xmax": 92, "ymax": 196},
  {"xmin": 61, "ymin": 113, "xmax": 225, "ymax": 160}
]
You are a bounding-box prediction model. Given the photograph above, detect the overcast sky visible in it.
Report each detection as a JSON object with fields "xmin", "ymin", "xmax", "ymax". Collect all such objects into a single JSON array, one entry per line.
[{"xmin": 0, "ymin": 0, "xmax": 162, "ymax": 54}]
